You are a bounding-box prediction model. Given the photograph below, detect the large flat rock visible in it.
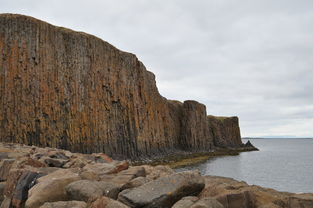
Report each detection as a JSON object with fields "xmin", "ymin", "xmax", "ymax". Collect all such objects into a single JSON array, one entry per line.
[{"xmin": 118, "ymin": 171, "xmax": 205, "ymax": 208}]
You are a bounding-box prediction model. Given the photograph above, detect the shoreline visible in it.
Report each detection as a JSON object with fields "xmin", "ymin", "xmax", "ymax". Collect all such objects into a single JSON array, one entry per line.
[
  {"xmin": 131, "ymin": 146, "xmax": 259, "ymax": 169},
  {"xmin": 0, "ymin": 142, "xmax": 312, "ymax": 208}
]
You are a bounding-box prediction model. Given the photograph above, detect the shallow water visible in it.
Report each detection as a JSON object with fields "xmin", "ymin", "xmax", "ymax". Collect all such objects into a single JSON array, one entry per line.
[{"xmin": 176, "ymin": 138, "xmax": 313, "ymax": 193}]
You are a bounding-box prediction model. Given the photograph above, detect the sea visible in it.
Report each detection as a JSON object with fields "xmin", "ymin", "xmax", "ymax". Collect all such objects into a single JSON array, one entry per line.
[{"xmin": 176, "ymin": 138, "xmax": 313, "ymax": 193}]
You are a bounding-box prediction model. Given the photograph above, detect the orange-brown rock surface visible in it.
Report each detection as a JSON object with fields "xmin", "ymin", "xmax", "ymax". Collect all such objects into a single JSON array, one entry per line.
[
  {"xmin": 207, "ymin": 116, "xmax": 243, "ymax": 148},
  {"xmin": 0, "ymin": 14, "xmax": 245, "ymax": 159}
]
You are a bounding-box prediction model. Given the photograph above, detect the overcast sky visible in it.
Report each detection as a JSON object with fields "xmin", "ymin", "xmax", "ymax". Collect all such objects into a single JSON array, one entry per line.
[{"xmin": 1, "ymin": 0, "xmax": 313, "ymax": 137}]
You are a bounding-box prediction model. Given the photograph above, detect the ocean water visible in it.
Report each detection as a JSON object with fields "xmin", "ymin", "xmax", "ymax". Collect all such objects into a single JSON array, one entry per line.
[{"xmin": 176, "ymin": 138, "xmax": 313, "ymax": 193}]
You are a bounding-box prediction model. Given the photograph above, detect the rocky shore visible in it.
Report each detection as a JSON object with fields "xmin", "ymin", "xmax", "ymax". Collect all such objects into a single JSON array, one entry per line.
[{"xmin": 0, "ymin": 143, "xmax": 312, "ymax": 208}]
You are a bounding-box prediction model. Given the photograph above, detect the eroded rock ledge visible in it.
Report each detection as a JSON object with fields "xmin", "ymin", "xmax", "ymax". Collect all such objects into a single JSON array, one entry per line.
[
  {"xmin": 0, "ymin": 143, "xmax": 312, "ymax": 208},
  {"xmin": 0, "ymin": 14, "xmax": 255, "ymax": 159}
]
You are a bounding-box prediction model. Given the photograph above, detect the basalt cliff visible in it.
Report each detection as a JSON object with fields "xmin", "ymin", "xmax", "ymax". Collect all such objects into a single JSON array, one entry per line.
[{"xmin": 0, "ymin": 14, "xmax": 251, "ymax": 160}]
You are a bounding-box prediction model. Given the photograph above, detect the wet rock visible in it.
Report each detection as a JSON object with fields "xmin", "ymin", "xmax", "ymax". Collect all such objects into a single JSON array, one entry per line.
[
  {"xmin": 244, "ymin": 140, "xmax": 259, "ymax": 150},
  {"xmin": 25, "ymin": 169, "xmax": 81, "ymax": 208},
  {"xmin": 118, "ymin": 171, "xmax": 205, "ymax": 208},
  {"xmin": 90, "ymin": 196, "xmax": 130, "ymax": 208},
  {"xmin": 39, "ymin": 201, "xmax": 87, "ymax": 208}
]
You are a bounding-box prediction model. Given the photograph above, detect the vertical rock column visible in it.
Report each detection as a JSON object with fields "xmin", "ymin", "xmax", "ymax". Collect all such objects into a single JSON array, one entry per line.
[
  {"xmin": 180, "ymin": 101, "xmax": 214, "ymax": 151},
  {"xmin": 207, "ymin": 116, "xmax": 243, "ymax": 148}
]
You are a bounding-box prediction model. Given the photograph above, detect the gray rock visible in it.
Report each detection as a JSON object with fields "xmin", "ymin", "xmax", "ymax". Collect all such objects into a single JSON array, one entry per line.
[
  {"xmin": 66, "ymin": 180, "xmax": 122, "ymax": 201},
  {"xmin": 118, "ymin": 171, "xmax": 205, "ymax": 208},
  {"xmin": 98, "ymin": 181, "xmax": 122, "ymax": 199}
]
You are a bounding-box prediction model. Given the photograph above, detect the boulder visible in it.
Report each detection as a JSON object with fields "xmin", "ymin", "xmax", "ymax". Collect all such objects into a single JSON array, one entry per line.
[
  {"xmin": 39, "ymin": 201, "xmax": 87, "ymax": 208},
  {"xmin": 118, "ymin": 171, "xmax": 205, "ymax": 208},
  {"xmin": 25, "ymin": 169, "xmax": 81, "ymax": 208},
  {"xmin": 172, "ymin": 196, "xmax": 199, "ymax": 208},
  {"xmin": 66, "ymin": 180, "xmax": 103, "ymax": 202},
  {"xmin": 98, "ymin": 181, "xmax": 122, "ymax": 199},
  {"xmin": 66, "ymin": 180, "xmax": 122, "ymax": 201},
  {"xmin": 90, "ymin": 196, "xmax": 130, "ymax": 208}
]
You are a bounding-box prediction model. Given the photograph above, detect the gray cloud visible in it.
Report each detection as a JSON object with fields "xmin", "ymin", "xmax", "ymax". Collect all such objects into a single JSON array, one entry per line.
[{"xmin": 1, "ymin": 0, "xmax": 313, "ymax": 137}]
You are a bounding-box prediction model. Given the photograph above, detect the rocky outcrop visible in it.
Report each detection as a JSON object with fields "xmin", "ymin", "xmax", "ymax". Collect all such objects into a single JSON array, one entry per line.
[
  {"xmin": 207, "ymin": 116, "xmax": 243, "ymax": 148},
  {"xmin": 0, "ymin": 14, "xmax": 247, "ymax": 159},
  {"xmin": 0, "ymin": 143, "xmax": 312, "ymax": 208}
]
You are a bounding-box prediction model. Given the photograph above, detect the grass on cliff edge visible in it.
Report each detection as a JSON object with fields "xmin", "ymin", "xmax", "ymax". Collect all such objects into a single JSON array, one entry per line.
[{"xmin": 132, "ymin": 148, "xmax": 252, "ymax": 169}]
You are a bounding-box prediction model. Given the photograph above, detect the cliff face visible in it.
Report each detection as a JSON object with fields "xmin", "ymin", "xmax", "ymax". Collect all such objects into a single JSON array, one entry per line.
[
  {"xmin": 0, "ymin": 14, "xmax": 241, "ymax": 159},
  {"xmin": 207, "ymin": 116, "xmax": 242, "ymax": 148}
]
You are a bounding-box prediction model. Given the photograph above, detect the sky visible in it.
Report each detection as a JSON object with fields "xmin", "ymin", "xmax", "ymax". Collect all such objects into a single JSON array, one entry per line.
[{"xmin": 1, "ymin": 0, "xmax": 313, "ymax": 137}]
